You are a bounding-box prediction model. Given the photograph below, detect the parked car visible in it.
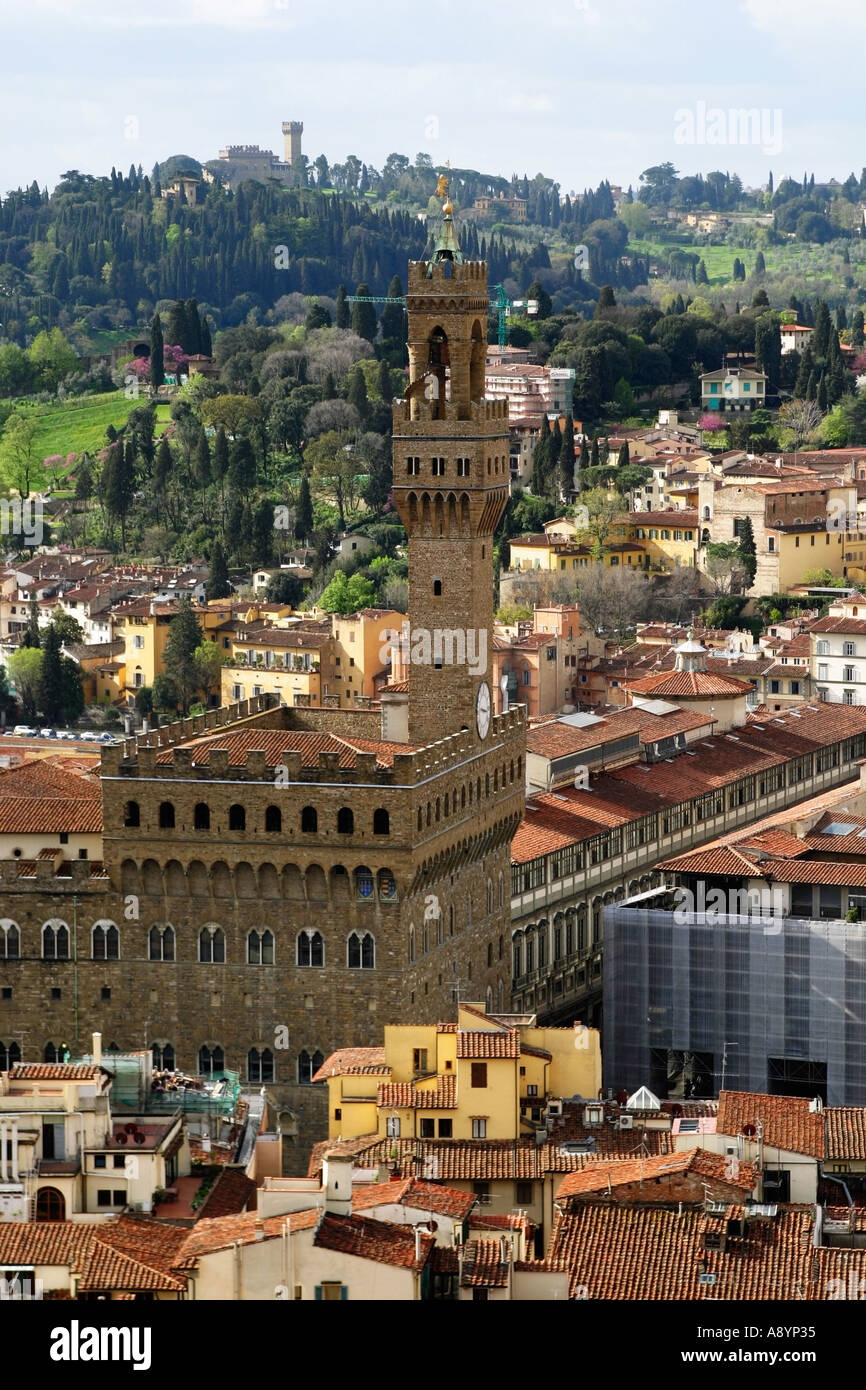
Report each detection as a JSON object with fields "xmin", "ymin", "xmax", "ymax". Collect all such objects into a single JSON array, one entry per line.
[
  {"xmin": 38, "ymin": 728, "xmax": 57, "ymax": 739},
  {"xmin": 12, "ymin": 725, "xmax": 38, "ymax": 738},
  {"xmin": 79, "ymin": 732, "xmax": 100, "ymax": 742},
  {"xmin": 55, "ymin": 731, "xmax": 77, "ymax": 741}
]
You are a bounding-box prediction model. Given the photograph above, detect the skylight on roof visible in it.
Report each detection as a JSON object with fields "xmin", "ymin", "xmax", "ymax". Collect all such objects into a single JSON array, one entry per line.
[
  {"xmin": 822, "ymin": 822, "xmax": 857, "ymax": 836},
  {"xmin": 679, "ymin": 1119, "xmax": 700, "ymax": 1133}
]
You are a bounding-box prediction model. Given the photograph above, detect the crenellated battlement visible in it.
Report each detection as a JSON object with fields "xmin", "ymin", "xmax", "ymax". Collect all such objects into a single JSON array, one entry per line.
[
  {"xmin": 100, "ymin": 697, "xmax": 523, "ymax": 787},
  {"xmin": 392, "ymin": 395, "xmax": 510, "ymax": 434},
  {"xmin": 407, "ymin": 258, "xmax": 487, "ymax": 292}
]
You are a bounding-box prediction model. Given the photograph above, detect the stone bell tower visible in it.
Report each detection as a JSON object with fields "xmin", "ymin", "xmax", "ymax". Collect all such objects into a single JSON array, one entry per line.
[{"xmin": 391, "ymin": 178, "xmax": 510, "ymax": 748}]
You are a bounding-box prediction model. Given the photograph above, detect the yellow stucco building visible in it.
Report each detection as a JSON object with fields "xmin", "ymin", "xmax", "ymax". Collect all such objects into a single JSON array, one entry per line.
[{"xmin": 314, "ymin": 1003, "xmax": 601, "ymax": 1143}]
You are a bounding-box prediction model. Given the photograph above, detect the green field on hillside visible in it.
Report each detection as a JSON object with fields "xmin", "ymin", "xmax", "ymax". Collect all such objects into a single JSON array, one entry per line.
[{"xmin": 20, "ymin": 394, "xmax": 172, "ymax": 471}]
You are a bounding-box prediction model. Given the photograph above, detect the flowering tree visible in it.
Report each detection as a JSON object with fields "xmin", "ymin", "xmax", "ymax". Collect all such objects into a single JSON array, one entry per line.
[
  {"xmin": 699, "ymin": 413, "xmax": 725, "ymax": 433},
  {"xmin": 43, "ymin": 454, "xmax": 65, "ymax": 488},
  {"xmin": 126, "ymin": 345, "xmax": 189, "ymax": 383}
]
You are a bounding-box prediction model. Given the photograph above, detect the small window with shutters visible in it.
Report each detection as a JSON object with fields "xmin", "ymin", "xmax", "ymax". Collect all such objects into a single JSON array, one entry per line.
[
  {"xmin": 315, "ymin": 1283, "xmax": 347, "ymax": 1301},
  {"xmin": 471, "ymin": 1062, "xmax": 487, "ymax": 1088}
]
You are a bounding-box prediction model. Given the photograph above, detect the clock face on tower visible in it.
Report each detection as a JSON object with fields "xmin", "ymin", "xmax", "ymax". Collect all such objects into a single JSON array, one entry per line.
[{"xmin": 476, "ymin": 681, "xmax": 491, "ymax": 740}]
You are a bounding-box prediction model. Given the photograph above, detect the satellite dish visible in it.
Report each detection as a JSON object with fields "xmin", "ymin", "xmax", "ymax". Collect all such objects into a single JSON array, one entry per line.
[{"xmin": 742, "ymin": 1123, "xmax": 757, "ymax": 1138}]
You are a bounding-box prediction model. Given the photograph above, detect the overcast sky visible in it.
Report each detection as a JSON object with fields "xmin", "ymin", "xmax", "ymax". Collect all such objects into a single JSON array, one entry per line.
[{"xmin": 3, "ymin": 0, "xmax": 866, "ymax": 197}]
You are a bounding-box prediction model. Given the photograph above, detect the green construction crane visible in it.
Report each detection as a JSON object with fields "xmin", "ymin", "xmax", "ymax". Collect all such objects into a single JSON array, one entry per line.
[
  {"xmin": 489, "ymin": 284, "xmax": 538, "ymax": 347},
  {"xmin": 490, "ymin": 283, "xmax": 511, "ymax": 348},
  {"xmin": 345, "ymin": 295, "xmax": 406, "ymax": 306}
]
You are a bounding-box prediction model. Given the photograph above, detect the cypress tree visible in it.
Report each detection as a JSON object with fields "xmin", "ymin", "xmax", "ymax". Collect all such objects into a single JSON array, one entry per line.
[
  {"xmin": 296, "ymin": 473, "xmax": 314, "ymax": 542},
  {"xmin": 380, "ymin": 275, "xmax": 405, "ymax": 340},
  {"xmin": 852, "ymin": 310, "xmax": 864, "ymax": 348},
  {"xmin": 618, "ymin": 441, "xmax": 630, "ymax": 467},
  {"xmin": 184, "ymin": 298, "xmax": 202, "ymax": 354},
  {"xmin": 531, "ymin": 418, "xmax": 551, "ymax": 495},
  {"xmin": 206, "ymin": 540, "xmax": 231, "ymax": 600},
  {"xmin": 590, "ymin": 437, "xmax": 600, "ymax": 468},
  {"xmin": 228, "ymin": 436, "xmax": 256, "ymax": 497},
  {"xmin": 738, "ymin": 516, "xmax": 757, "ymax": 589},
  {"xmin": 194, "ymin": 428, "xmax": 211, "ymax": 504},
  {"xmin": 37, "ymin": 624, "xmax": 64, "ymax": 724},
  {"xmin": 162, "ymin": 598, "xmax": 203, "ymax": 715},
  {"xmin": 212, "ymin": 427, "xmax": 229, "ymax": 508},
  {"xmin": 794, "ymin": 345, "xmax": 814, "ymax": 398},
  {"xmin": 166, "ymin": 299, "xmax": 187, "ymax": 351},
  {"xmin": 335, "ymin": 284, "xmax": 350, "ymax": 329},
  {"xmin": 150, "ymin": 312, "xmax": 164, "ymax": 389},
  {"xmin": 812, "ymin": 300, "xmax": 832, "ymax": 360},
  {"xmin": 22, "ymin": 596, "xmax": 41, "ymax": 649},
  {"xmin": 200, "ymin": 313, "xmax": 212, "ymax": 356},
  {"xmin": 559, "ymin": 414, "xmax": 575, "ymax": 500},
  {"xmin": 351, "ymin": 283, "xmax": 377, "ymax": 343},
  {"xmin": 377, "ymin": 358, "xmax": 393, "ymax": 403},
  {"xmin": 347, "ymin": 365, "xmax": 368, "ymax": 421}
]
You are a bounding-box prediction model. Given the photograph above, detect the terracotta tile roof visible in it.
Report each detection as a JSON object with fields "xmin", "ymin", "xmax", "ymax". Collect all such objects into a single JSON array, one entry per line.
[
  {"xmin": 759, "ymin": 859, "xmax": 866, "ymax": 886},
  {"xmin": 0, "ymin": 1218, "xmax": 187, "ymax": 1293},
  {"xmin": 377, "ymin": 1076, "xmax": 456, "ymax": 1109},
  {"xmin": 157, "ymin": 730, "xmax": 417, "ymax": 771},
  {"xmin": 456, "ymin": 1029, "xmax": 520, "ymax": 1059},
  {"xmin": 549, "ymin": 1202, "xmax": 836, "ymax": 1299},
  {"xmin": 717, "ymin": 1091, "xmax": 825, "ymax": 1158},
  {"xmin": 314, "ymin": 1212, "xmax": 434, "ymax": 1271},
  {"xmin": 174, "ymin": 1210, "xmax": 319, "ymax": 1267},
  {"xmin": 351, "ymin": 1178, "xmax": 475, "ymax": 1219},
  {"xmin": 470, "ymin": 1212, "xmax": 534, "ymax": 1233},
  {"xmin": 0, "ymin": 759, "xmax": 102, "ymax": 834},
  {"xmin": 430, "ymin": 1246, "xmax": 459, "ymax": 1274},
  {"xmin": 514, "ymin": 703, "xmax": 866, "ymax": 865},
  {"xmin": 630, "ymin": 509, "xmax": 699, "ymax": 526},
  {"xmin": 809, "ymin": 616, "xmax": 866, "ymax": 635},
  {"xmin": 308, "ymin": 1136, "xmax": 588, "ymax": 1182},
  {"xmin": 626, "ymin": 669, "xmax": 754, "ymax": 698},
  {"xmin": 825, "ymin": 1108, "xmax": 866, "ymax": 1161},
  {"xmin": 519, "ymin": 1043, "xmax": 553, "ymax": 1061},
  {"xmin": 525, "ymin": 707, "xmax": 709, "ymax": 759},
  {"xmin": 656, "ymin": 846, "xmax": 767, "ymax": 877},
  {"xmin": 195, "ymin": 1167, "xmax": 256, "ymax": 1220},
  {"xmin": 312, "ymin": 1047, "xmax": 387, "ymax": 1082},
  {"xmin": 555, "ymin": 1148, "xmax": 756, "ymax": 1201},
  {"xmin": 461, "ymin": 1237, "xmax": 509, "ymax": 1287},
  {"xmin": 9, "ymin": 1063, "xmax": 104, "ymax": 1081}
]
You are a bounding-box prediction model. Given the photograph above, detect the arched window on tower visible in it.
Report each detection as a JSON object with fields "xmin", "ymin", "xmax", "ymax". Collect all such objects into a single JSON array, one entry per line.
[
  {"xmin": 347, "ymin": 932, "xmax": 375, "ymax": 969},
  {"xmin": 297, "ymin": 930, "xmax": 324, "ymax": 967},
  {"xmin": 149, "ymin": 925, "xmax": 174, "ymax": 961},
  {"xmin": 198, "ymin": 926, "xmax": 225, "ymax": 963},
  {"xmin": 298, "ymin": 1049, "xmax": 324, "ymax": 1085},
  {"xmin": 248, "ymin": 1048, "xmax": 274, "ymax": 1084},
  {"xmin": 247, "ymin": 929, "xmax": 274, "ymax": 965},
  {"xmin": 91, "ymin": 921, "xmax": 119, "ymax": 961},
  {"xmin": 194, "ymin": 802, "xmax": 210, "ymax": 830},
  {"xmin": 198, "ymin": 1044, "xmax": 225, "ymax": 1077}
]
